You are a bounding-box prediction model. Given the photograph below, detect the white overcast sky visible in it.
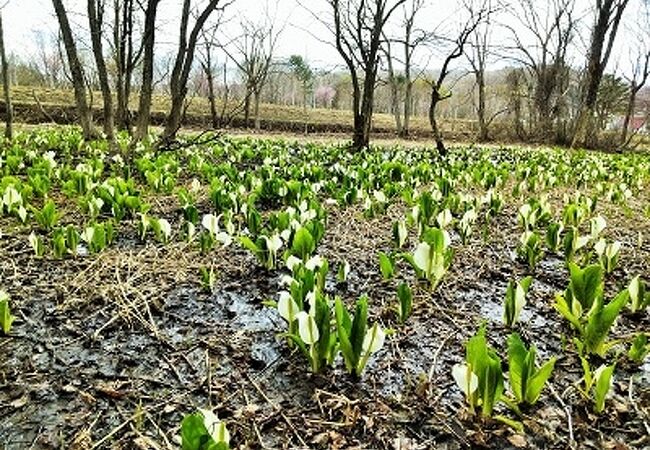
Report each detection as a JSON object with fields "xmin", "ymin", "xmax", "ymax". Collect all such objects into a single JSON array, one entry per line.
[{"xmin": 1, "ymin": 0, "xmax": 647, "ymax": 76}]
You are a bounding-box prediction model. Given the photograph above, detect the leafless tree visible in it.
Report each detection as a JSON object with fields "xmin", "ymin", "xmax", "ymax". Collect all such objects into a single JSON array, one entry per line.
[
  {"xmin": 198, "ymin": 24, "xmax": 222, "ymax": 129},
  {"xmin": 88, "ymin": 0, "xmax": 114, "ymax": 142},
  {"xmin": 503, "ymin": 0, "xmax": 577, "ymax": 143},
  {"xmin": 572, "ymin": 0, "xmax": 630, "ymax": 147},
  {"xmin": 52, "ymin": 0, "xmax": 96, "ymax": 140},
  {"xmin": 620, "ymin": 6, "xmax": 650, "ymax": 146},
  {"xmin": 382, "ymin": 33, "xmax": 404, "ymax": 134},
  {"xmin": 0, "ymin": 6, "xmax": 12, "ymax": 140},
  {"xmin": 427, "ymin": 0, "xmax": 492, "ymax": 155},
  {"xmin": 326, "ymin": 0, "xmax": 407, "ymax": 150},
  {"xmin": 133, "ymin": 0, "xmax": 160, "ymax": 143},
  {"xmin": 113, "ymin": 0, "xmax": 144, "ymax": 133},
  {"xmin": 382, "ymin": 0, "xmax": 427, "ymax": 137},
  {"xmin": 465, "ymin": 0, "xmax": 507, "ymax": 141},
  {"xmin": 221, "ymin": 11, "xmax": 282, "ymax": 130},
  {"xmin": 161, "ymin": 0, "xmax": 233, "ymax": 144}
]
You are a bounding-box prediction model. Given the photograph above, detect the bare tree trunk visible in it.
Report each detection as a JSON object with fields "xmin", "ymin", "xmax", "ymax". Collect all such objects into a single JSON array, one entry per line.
[
  {"xmin": 254, "ymin": 88, "xmax": 261, "ymax": 130},
  {"xmin": 389, "ymin": 75, "xmax": 402, "ymax": 134},
  {"xmin": 204, "ymin": 61, "xmax": 219, "ymax": 128},
  {"xmin": 133, "ymin": 0, "xmax": 160, "ymax": 143},
  {"xmin": 88, "ymin": 0, "xmax": 115, "ymax": 142},
  {"xmin": 402, "ymin": 70, "xmax": 412, "ymax": 136},
  {"xmin": 114, "ymin": 0, "xmax": 137, "ymax": 133},
  {"xmin": 0, "ymin": 12, "xmax": 12, "ymax": 141},
  {"xmin": 219, "ymin": 62, "xmax": 230, "ymax": 125},
  {"xmin": 476, "ymin": 68, "xmax": 487, "ymax": 141},
  {"xmin": 329, "ymin": 0, "xmax": 407, "ymax": 151},
  {"xmin": 401, "ymin": 0, "xmax": 424, "ymax": 138},
  {"xmin": 244, "ymin": 84, "xmax": 252, "ymax": 128},
  {"xmin": 572, "ymin": 0, "xmax": 629, "ymax": 147},
  {"xmin": 620, "ymin": 86, "xmax": 635, "ymax": 145},
  {"xmin": 428, "ymin": 86, "xmax": 446, "ymax": 155},
  {"xmin": 383, "ymin": 37, "xmax": 402, "ymax": 134},
  {"xmin": 161, "ymin": 0, "xmax": 225, "ymax": 144},
  {"xmin": 621, "ymin": 50, "xmax": 650, "ymax": 146},
  {"xmin": 52, "ymin": 0, "xmax": 95, "ymax": 140}
]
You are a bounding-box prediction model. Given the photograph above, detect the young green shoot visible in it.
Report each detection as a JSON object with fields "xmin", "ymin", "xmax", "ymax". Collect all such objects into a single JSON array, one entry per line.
[
  {"xmin": 506, "ymin": 333, "xmax": 556, "ymax": 406},
  {"xmin": 503, "ymin": 276, "xmax": 533, "ymax": 327},
  {"xmin": 0, "ymin": 290, "xmax": 15, "ymax": 335},
  {"xmin": 181, "ymin": 409, "xmax": 230, "ymax": 450}
]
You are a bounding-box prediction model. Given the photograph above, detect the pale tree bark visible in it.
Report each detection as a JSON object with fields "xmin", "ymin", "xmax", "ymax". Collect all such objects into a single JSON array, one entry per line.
[
  {"xmin": 572, "ymin": 0, "xmax": 629, "ymax": 147},
  {"xmin": 51, "ymin": 0, "xmax": 96, "ymax": 140},
  {"xmin": 88, "ymin": 0, "xmax": 114, "ymax": 142},
  {"xmin": 0, "ymin": 11, "xmax": 12, "ymax": 140},
  {"xmin": 161, "ymin": 0, "xmax": 232, "ymax": 144},
  {"xmin": 133, "ymin": 0, "xmax": 160, "ymax": 143}
]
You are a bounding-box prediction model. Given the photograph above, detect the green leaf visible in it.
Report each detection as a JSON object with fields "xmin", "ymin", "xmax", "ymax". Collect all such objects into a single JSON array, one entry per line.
[
  {"xmin": 567, "ymin": 263, "xmax": 604, "ymax": 311},
  {"xmin": 239, "ymin": 236, "xmax": 259, "ymax": 254},
  {"xmin": 291, "ymin": 227, "xmax": 315, "ymax": 260},
  {"xmin": 526, "ymin": 356, "xmax": 556, "ymax": 405},
  {"xmin": 181, "ymin": 413, "xmax": 226, "ymax": 450},
  {"xmin": 350, "ymin": 296, "xmax": 368, "ymax": 363},
  {"xmin": 466, "ymin": 325, "xmax": 503, "ymax": 416},
  {"xmin": 507, "ymin": 333, "xmax": 528, "ymax": 403},
  {"xmin": 396, "ymin": 282, "xmax": 413, "ymax": 323},
  {"xmin": 335, "ymin": 298, "xmax": 356, "ymax": 373},
  {"xmin": 553, "ymin": 293, "xmax": 583, "ymax": 332},
  {"xmin": 593, "ymin": 364, "xmax": 615, "ymax": 414},
  {"xmin": 378, "ymin": 252, "xmax": 395, "ymax": 279},
  {"xmin": 628, "ymin": 334, "xmax": 649, "ymax": 364},
  {"xmin": 584, "ymin": 289, "xmax": 629, "ymax": 356}
]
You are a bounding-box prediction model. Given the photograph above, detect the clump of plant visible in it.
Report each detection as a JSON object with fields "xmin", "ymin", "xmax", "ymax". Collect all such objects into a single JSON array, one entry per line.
[
  {"xmin": 335, "ymin": 295, "xmax": 386, "ymax": 378},
  {"xmin": 392, "ymin": 220, "xmax": 408, "ymax": 248},
  {"xmin": 284, "ymin": 290, "xmax": 337, "ymax": 374},
  {"xmin": 545, "ymin": 221, "xmax": 563, "ymax": 254},
  {"xmin": 201, "ymin": 214, "xmax": 233, "ymax": 253},
  {"xmin": 502, "ymin": 276, "xmax": 533, "ymax": 327},
  {"xmin": 28, "ymin": 232, "xmax": 45, "ymax": 257},
  {"xmin": 554, "ymin": 263, "xmax": 629, "ymax": 356},
  {"xmin": 240, "ymin": 233, "xmax": 283, "ymax": 270},
  {"xmin": 563, "ymin": 226, "xmax": 590, "ymax": 263},
  {"xmin": 181, "ymin": 409, "xmax": 230, "ymax": 450},
  {"xmin": 395, "ymin": 282, "xmax": 413, "ymax": 324},
  {"xmin": 405, "ymin": 227, "xmax": 453, "ymax": 290},
  {"xmin": 378, "ymin": 252, "xmax": 396, "ymax": 280},
  {"xmin": 517, "ymin": 231, "xmax": 544, "ymax": 270},
  {"xmin": 80, "ymin": 221, "xmax": 116, "ymax": 254},
  {"xmin": 593, "ymin": 239, "xmax": 621, "ymax": 274},
  {"xmin": 579, "ymin": 358, "xmax": 615, "ymax": 414},
  {"xmin": 628, "ymin": 276, "xmax": 650, "ymax": 313},
  {"xmin": 628, "ymin": 333, "xmax": 649, "ymax": 364},
  {"xmin": 452, "ymin": 325, "xmax": 504, "ymax": 417},
  {"xmin": 200, "ymin": 266, "xmax": 217, "ymax": 293},
  {"xmin": 34, "ymin": 199, "xmax": 60, "ymax": 231},
  {"xmin": 506, "ymin": 334, "xmax": 556, "ymax": 406}
]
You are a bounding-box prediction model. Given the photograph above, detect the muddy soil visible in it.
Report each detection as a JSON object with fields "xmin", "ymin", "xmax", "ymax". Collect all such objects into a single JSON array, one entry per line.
[{"xmin": 1, "ymin": 197, "xmax": 649, "ymax": 449}]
